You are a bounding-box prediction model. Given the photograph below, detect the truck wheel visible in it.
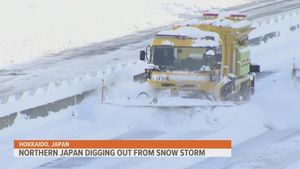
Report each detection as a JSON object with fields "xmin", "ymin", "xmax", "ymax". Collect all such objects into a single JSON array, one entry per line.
[
  {"xmin": 240, "ymin": 81, "xmax": 250, "ymax": 101},
  {"xmin": 220, "ymin": 82, "xmax": 233, "ymax": 101},
  {"xmin": 250, "ymin": 75, "xmax": 255, "ymax": 95}
]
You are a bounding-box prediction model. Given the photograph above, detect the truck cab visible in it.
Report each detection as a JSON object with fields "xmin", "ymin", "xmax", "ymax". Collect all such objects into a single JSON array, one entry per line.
[{"xmin": 139, "ymin": 13, "xmax": 258, "ymax": 101}]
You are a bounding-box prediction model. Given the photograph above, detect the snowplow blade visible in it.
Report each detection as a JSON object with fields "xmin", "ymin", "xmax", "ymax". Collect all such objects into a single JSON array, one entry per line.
[
  {"xmin": 133, "ymin": 73, "xmax": 147, "ymax": 83},
  {"xmin": 103, "ymin": 97, "xmax": 235, "ymax": 108}
]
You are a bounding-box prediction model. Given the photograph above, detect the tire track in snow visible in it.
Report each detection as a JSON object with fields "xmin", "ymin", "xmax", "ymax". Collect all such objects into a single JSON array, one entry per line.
[
  {"xmin": 187, "ymin": 129, "xmax": 300, "ymax": 169},
  {"xmin": 35, "ymin": 129, "xmax": 216, "ymax": 169}
]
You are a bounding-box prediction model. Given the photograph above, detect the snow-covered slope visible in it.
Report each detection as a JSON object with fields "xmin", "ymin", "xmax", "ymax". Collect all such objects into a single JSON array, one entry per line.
[{"xmin": 0, "ymin": 0, "xmax": 247, "ymax": 68}]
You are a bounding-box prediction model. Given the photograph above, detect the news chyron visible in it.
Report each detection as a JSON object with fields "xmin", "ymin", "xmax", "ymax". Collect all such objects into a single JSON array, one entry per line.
[{"xmin": 14, "ymin": 140, "xmax": 232, "ymax": 158}]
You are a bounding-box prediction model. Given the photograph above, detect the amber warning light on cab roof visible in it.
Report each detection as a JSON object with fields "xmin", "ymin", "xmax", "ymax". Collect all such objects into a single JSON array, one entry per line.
[
  {"xmin": 203, "ymin": 12, "xmax": 219, "ymax": 19},
  {"xmin": 228, "ymin": 14, "xmax": 247, "ymax": 20},
  {"xmin": 202, "ymin": 12, "xmax": 247, "ymax": 21}
]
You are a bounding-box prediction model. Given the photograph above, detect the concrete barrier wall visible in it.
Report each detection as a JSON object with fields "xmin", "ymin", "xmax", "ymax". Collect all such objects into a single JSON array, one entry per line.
[
  {"xmin": 0, "ymin": 113, "xmax": 17, "ymax": 130},
  {"xmin": 250, "ymin": 10, "xmax": 300, "ymax": 45},
  {"xmin": 19, "ymin": 91, "xmax": 89, "ymax": 119},
  {"xmin": 0, "ymin": 91, "xmax": 90, "ymax": 130},
  {"xmin": 0, "ymin": 61, "xmax": 146, "ymax": 130}
]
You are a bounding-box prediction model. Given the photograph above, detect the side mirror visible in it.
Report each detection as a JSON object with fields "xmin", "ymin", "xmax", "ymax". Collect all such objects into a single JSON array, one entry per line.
[
  {"xmin": 140, "ymin": 50, "xmax": 146, "ymax": 61},
  {"xmin": 250, "ymin": 64, "xmax": 260, "ymax": 73}
]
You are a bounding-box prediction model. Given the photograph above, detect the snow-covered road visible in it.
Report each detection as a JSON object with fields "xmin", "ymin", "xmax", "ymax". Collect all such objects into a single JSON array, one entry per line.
[
  {"xmin": 37, "ymin": 65, "xmax": 300, "ymax": 169},
  {"xmin": 1, "ymin": 29, "xmax": 297, "ymax": 168},
  {"xmin": 1, "ymin": 1, "xmax": 300, "ymax": 169},
  {"xmin": 1, "ymin": 0, "xmax": 300, "ymax": 101},
  {"xmin": 31, "ymin": 14, "xmax": 300, "ymax": 168}
]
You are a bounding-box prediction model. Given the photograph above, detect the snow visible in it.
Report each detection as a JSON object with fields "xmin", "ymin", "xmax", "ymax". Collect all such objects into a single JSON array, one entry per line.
[
  {"xmin": 0, "ymin": 0, "xmax": 247, "ymax": 68},
  {"xmin": 0, "ymin": 106, "xmax": 131, "ymax": 169},
  {"xmin": 0, "ymin": 41, "xmax": 150, "ymax": 102},
  {"xmin": 213, "ymin": 18, "xmax": 235, "ymax": 27},
  {"xmin": 192, "ymin": 39, "xmax": 219, "ymax": 47},
  {"xmin": 2, "ymin": 1, "xmax": 300, "ymax": 168},
  {"xmin": 206, "ymin": 50, "xmax": 215, "ymax": 55},
  {"xmin": 231, "ymin": 20, "xmax": 251, "ymax": 28},
  {"xmin": 285, "ymin": 157, "xmax": 300, "ymax": 169},
  {"xmin": 105, "ymin": 97, "xmax": 234, "ymax": 107},
  {"xmin": 157, "ymin": 27, "xmax": 220, "ymax": 47},
  {"xmin": 1, "ymin": 26, "xmax": 300, "ymax": 168},
  {"xmin": 161, "ymin": 40, "xmax": 175, "ymax": 46},
  {"xmin": 158, "ymin": 27, "xmax": 220, "ymax": 40},
  {"xmin": 208, "ymin": 17, "xmax": 250, "ymax": 28},
  {"xmin": 200, "ymin": 65, "xmax": 211, "ymax": 72}
]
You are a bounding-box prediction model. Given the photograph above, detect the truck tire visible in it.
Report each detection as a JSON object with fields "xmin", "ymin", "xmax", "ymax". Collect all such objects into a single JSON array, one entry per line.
[
  {"xmin": 240, "ymin": 81, "xmax": 250, "ymax": 101},
  {"xmin": 220, "ymin": 82, "xmax": 233, "ymax": 101}
]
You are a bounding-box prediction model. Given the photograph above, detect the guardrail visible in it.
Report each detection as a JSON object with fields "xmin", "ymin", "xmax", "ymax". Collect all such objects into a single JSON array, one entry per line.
[
  {"xmin": 0, "ymin": 10, "xmax": 299, "ymax": 130},
  {"xmin": 249, "ymin": 10, "xmax": 300, "ymax": 46},
  {"xmin": 0, "ymin": 61, "xmax": 146, "ymax": 130}
]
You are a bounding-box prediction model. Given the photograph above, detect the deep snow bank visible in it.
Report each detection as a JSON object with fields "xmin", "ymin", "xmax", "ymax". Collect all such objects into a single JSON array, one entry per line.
[{"xmin": 0, "ymin": 0, "xmax": 247, "ymax": 68}]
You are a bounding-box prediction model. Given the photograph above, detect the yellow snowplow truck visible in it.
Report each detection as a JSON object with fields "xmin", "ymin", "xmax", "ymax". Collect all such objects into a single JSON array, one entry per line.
[{"xmin": 138, "ymin": 13, "xmax": 260, "ymax": 101}]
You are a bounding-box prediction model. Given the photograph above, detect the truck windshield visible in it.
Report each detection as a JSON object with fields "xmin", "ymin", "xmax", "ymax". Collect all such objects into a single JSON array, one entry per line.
[{"xmin": 151, "ymin": 46, "xmax": 220, "ymax": 71}]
